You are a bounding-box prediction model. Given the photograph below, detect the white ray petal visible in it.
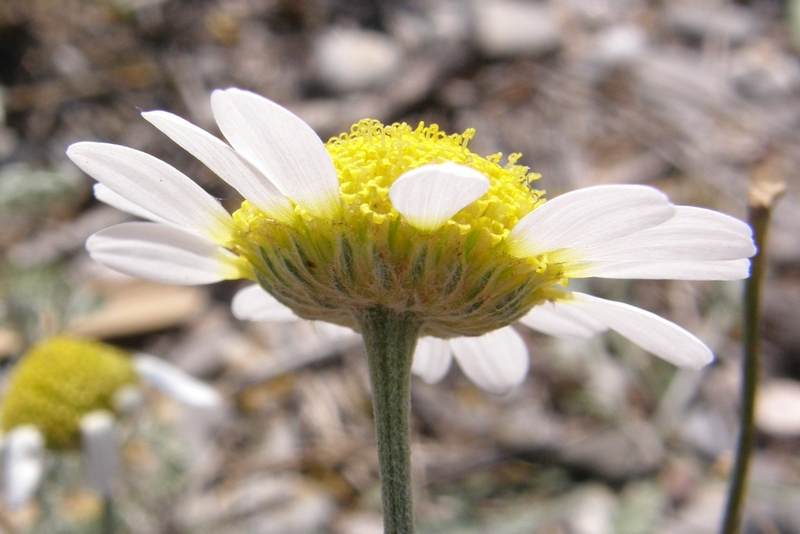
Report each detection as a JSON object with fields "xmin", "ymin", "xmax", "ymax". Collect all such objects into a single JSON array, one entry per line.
[
  {"xmin": 507, "ymin": 185, "xmax": 675, "ymax": 257},
  {"xmin": 142, "ymin": 111, "xmax": 295, "ymax": 223},
  {"xmin": 231, "ymin": 284, "xmax": 299, "ymax": 322},
  {"xmin": 577, "ymin": 206, "xmax": 756, "ymax": 262},
  {"xmin": 210, "ymin": 88, "xmax": 340, "ymax": 219},
  {"xmin": 86, "ymin": 222, "xmax": 241, "ymax": 285},
  {"xmin": 450, "ymin": 327, "xmax": 529, "ymax": 395},
  {"xmin": 411, "ymin": 337, "xmax": 453, "ymax": 384},
  {"xmin": 519, "ymin": 300, "xmax": 609, "ymax": 338},
  {"xmin": 670, "ymin": 206, "xmax": 753, "ymax": 237},
  {"xmin": 574, "ymin": 258, "xmax": 751, "ymax": 280},
  {"xmin": 94, "ymin": 183, "xmax": 168, "ymax": 223},
  {"xmin": 567, "ymin": 292, "xmax": 714, "ymax": 368},
  {"xmin": 80, "ymin": 411, "xmax": 117, "ymax": 497},
  {"xmin": 3, "ymin": 425, "xmax": 44, "ymax": 510},
  {"xmin": 68, "ymin": 142, "xmax": 233, "ymax": 240},
  {"xmin": 389, "ymin": 163, "xmax": 490, "ymax": 231},
  {"xmin": 133, "ymin": 354, "xmax": 223, "ymax": 408}
]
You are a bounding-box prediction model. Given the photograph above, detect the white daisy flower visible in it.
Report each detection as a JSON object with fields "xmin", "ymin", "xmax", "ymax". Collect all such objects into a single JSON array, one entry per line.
[{"xmin": 66, "ymin": 88, "xmax": 755, "ymax": 396}]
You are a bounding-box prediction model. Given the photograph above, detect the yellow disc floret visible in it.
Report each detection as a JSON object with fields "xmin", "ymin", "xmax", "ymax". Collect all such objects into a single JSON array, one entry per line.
[
  {"xmin": 329, "ymin": 121, "xmax": 539, "ymax": 239},
  {"xmin": 1, "ymin": 336, "xmax": 139, "ymax": 449},
  {"xmin": 231, "ymin": 120, "xmax": 569, "ymax": 337}
]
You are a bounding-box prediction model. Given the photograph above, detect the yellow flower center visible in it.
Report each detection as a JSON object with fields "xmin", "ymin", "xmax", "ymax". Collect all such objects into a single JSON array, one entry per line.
[
  {"xmin": 231, "ymin": 120, "xmax": 569, "ymax": 337},
  {"xmin": 1, "ymin": 336, "xmax": 139, "ymax": 449}
]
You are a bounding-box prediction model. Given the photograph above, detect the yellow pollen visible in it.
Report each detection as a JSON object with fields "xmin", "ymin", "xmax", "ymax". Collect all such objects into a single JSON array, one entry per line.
[
  {"xmin": 230, "ymin": 120, "xmax": 568, "ymax": 337},
  {"xmin": 1, "ymin": 336, "xmax": 139, "ymax": 450},
  {"xmin": 328, "ymin": 120, "xmax": 540, "ymax": 240}
]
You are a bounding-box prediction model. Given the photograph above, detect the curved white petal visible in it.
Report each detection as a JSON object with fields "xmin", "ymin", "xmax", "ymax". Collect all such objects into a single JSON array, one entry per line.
[
  {"xmin": 576, "ymin": 206, "xmax": 756, "ymax": 262},
  {"xmin": 389, "ymin": 163, "xmax": 490, "ymax": 231},
  {"xmin": 575, "ymin": 258, "xmax": 751, "ymax": 280},
  {"xmin": 3, "ymin": 425, "xmax": 44, "ymax": 510},
  {"xmin": 450, "ymin": 327, "xmax": 529, "ymax": 395},
  {"xmin": 231, "ymin": 284, "xmax": 299, "ymax": 322},
  {"xmin": 507, "ymin": 185, "xmax": 675, "ymax": 257},
  {"xmin": 133, "ymin": 354, "xmax": 223, "ymax": 408},
  {"xmin": 519, "ymin": 300, "xmax": 608, "ymax": 338},
  {"xmin": 411, "ymin": 337, "xmax": 453, "ymax": 384},
  {"xmin": 567, "ymin": 292, "xmax": 714, "ymax": 368},
  {"xmin": 80, "ymin": 411, "xmax": 117, "ymax": 497},
  {"xmin": 67, "ymin": 142, "xmax": 233, "ymax": 241},
  {"xmin": 86, "ymin": 222, "xmax": 241, "ymax": 285},
  {"xmin": 210, "ymin": 88, "xmax": 340, "ymax": 219},
  {"xmin": 94, "ymin": 183, "xmax": 168, "ymax": 223},
  {"xmin": 671, "ymin": 206, "xmax": 753, "ymax": 237},
  {"xmin": 142, "ymin": 111, "xmax": 295, "ymax": 223}
]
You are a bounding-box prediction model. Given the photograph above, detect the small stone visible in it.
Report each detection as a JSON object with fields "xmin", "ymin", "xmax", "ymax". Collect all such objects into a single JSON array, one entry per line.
[
  {"xmin": 429, "ymin": 0, "xmax": 472, "ymax": 43},
  {"xmin": 559, "ymin": 419, "xmax": 665, "ymax": 480},
  {"xmin": 311, "ymin": 27, "xmax": 404, "ymax": 93},
  {"xmin": 590, "ymin": 25, "xmax": 647, "ymax": 66},
  {"xmin": 756, "ymin": 379, "xmax": 800, "ymax": 437},
  {"xmin": 730, "ymin": 41, "xmax": 800, "ymax": 99},
  {"xmin": 333, "ymin": 512, "xmax": 384, "ymax": 534},
  {"xmin": 51, "ymin": 45, "xmax": 90, "ymax": 78},
  {"xmin": 565, "ymin": 485, "xmax": 617, "ymax": 534},
  {"xmin": 681, "ymin": 407, "xmax": 735, "ymax": 458},
  {"xmin": 661, "ymin": 483, "xmax": 727, "ymax": 534},
  {"xmin": 473, "ymin": 1, "xmax": 561, "ymax": 58}
]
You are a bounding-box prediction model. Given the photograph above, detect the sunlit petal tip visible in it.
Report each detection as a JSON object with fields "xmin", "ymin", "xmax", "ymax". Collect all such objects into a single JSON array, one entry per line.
[
  {"xmin": 133, "ymin": 354, "xmax": 223, "ymax": 409},
  {"xmin": 389, "ymin": 163, "xmax": 490, "ymax": 231},
  {"xmin": 579, "ymin": 258, "xmax": 753, "ymax": 281},
  {"xmin": 86, "ymin": 222, "xmax": 241, "ymax": 285},
  {"xmin": 570, "ymin": 292, "xmax": 714, "ymax": 369},
  {"xmin": 569, "ymin": 205, "xmax": 758, "ymax": 274},
  {"xmin": 675, "ymin": 206, "xmax": 754, "ymax": 239},
  {"xmin": 141, "ymin": 110, "xmax": 296, "ymax": 224},
  {"xmin": 3, "ymin": 425, "xmax": 45, "ymax": 510},
  {"xmin": 450, "ymin": 327, "xmax": 530, "ymax": 395},
  {"xmin": 67, "ymin": 142, "xmax": 233, "ymax": 239},
  {"xmin": 507, "ymin": 184, "xmax": 675, "ymax": 257},
  {"xmin": 210, "ymin": 88, "xmax": 340, "ymax": 220},
  {"xmin": 411, "ymin": 337, "xmax": 453, "ymax": 384},
  {"xmin": 231, "ymin": 284, "xmax": 299, "ymax": 322}
]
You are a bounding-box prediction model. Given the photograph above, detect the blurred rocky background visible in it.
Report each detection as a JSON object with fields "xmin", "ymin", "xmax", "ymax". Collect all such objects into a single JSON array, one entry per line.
[{"xmin": 0, "ymin": 0, "xmax": 799, "ymax": 532}]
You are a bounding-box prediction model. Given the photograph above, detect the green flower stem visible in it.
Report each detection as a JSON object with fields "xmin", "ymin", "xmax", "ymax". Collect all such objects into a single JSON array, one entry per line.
[
  {"xmin": 102, "ymin": 495, "xmax": 115, "ymax": 534},
  {"xmin": 356, "ymin": 306, "xmax": 422, "ymax": 534},
  {"xmin": 721, "ymin": 179, "xmax": 785, "ymax": 534}
]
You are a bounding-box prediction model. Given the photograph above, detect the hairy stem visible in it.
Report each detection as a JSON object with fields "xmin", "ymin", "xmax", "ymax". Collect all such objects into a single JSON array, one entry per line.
[{"xmin": 356, "ymin": 306, "xmax": 421, "ymax": 534}]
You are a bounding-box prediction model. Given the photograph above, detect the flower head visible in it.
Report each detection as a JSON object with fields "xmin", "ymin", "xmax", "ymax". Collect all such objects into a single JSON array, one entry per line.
[
  {"xmin": 1, "ymin": 336, "xmax": 138, "ymax": 450},
  {"xmin": 0, "ymin": 336, "xmax": 221, "ymax": 508},
  {"xmin": 231, "ymin": 119, "xmax": 562, "ymax": 337},
  {"xmin": 67, "ymin": 88, "xmax": 756, "ymax": 395}
]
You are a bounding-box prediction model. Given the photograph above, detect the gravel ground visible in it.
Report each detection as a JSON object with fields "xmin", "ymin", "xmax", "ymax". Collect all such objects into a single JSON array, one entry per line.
[{"xmin": 1, "ymin": 0, "xmax": 799, "ymax": 532}]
